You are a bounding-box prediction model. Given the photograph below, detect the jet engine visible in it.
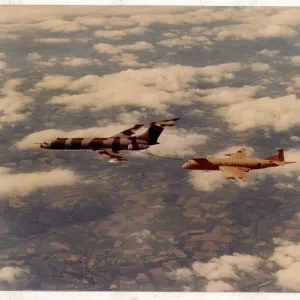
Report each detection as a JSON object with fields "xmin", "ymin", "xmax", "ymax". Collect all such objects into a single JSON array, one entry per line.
[{"xmin": 128, "ymin": 144, "xmax": 149, "ymax": 151}]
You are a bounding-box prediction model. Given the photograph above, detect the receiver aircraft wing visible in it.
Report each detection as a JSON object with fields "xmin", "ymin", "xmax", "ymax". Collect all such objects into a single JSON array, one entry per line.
[
  {"xmin": 110, "ymin": 124, "xmax": 144, "ymax": 138},
  {"xmin": 225, "ymin": 148, "xmax": 247, "ymax": 159},
  {"xmin": 98, "ymin": 149, "xmax": 128, "ymax": 163},
  {"xmin": 219, "ymin": 166, "xmax": 249, "ymax": 182}
]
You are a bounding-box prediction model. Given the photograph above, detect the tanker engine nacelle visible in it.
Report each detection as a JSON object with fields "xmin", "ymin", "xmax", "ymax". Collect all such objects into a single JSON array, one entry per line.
[{"xmin": 128, "ymin": 144, "xmax": 149, "ymax": 150}]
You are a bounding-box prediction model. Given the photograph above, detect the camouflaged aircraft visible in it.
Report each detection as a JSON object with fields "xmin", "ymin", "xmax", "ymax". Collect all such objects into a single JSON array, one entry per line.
[
  {"xmin": 36, "ymin": 118, "xmax": 180, "ymax": 163},
  {"xmin": 182, "ymin": 148, "xmax": 296, "ymax": 182}
]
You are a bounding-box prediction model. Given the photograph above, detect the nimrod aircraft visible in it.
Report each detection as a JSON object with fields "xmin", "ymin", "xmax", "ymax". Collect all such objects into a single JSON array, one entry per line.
[
  {"xmin": 182, "ymin": 148, "xmax": 296, "ymax": 182},
  {"xmin": 36, "ymin": 118, "xmax": 180, "ymax": 163}
]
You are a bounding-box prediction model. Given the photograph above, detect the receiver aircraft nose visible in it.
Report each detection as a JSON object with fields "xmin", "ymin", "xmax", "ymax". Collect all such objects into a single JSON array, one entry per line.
[
  {"xmin": 40, "ymin": 142, "xmax": 50, "ymax": 149},
  {"xmin": 182, "ymin": 160, "xmax": 191, "ymax": 169}
]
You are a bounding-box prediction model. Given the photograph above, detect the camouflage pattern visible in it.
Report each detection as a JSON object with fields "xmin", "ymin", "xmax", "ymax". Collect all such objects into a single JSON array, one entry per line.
[
  {"xmin": 183, "ymin": 148, "xmax": 296, "ymax": 182},
  {"xmin": 39, "ymin": 118, "xmax": 180, "ymax": 162}
]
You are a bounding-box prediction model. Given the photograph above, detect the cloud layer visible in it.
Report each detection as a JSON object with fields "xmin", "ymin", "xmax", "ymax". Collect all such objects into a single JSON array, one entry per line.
[{"xmin": 0, "ymin": 168, "xmax": 81, "ymax": 198}]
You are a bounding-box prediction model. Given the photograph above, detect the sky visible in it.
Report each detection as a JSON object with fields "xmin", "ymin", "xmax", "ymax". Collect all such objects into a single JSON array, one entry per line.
[{"xmin": 0, "ymin": 6, "xmax": 300, "ymax": 292}]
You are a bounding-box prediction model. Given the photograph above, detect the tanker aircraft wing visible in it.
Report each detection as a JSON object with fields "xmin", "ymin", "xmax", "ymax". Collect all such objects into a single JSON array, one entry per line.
[
  {"xmin": 226, "ymin": 148, "xmax": 247, "ymax": 159},
  {"xmin": 219, "ymin": 166, "xmax": 249, "ymax": 182},
  {"xmin": 98, "ymin": 149, "xmax": 128, "ymax": 163},
  {"xmin": 110, "ymin": 124, "xmax": 144, "ymax": 138}
]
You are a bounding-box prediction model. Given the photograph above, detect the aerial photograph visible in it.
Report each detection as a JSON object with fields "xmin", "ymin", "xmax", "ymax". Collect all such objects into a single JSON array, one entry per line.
[{"xmin": 0, "ymin": 5, "xmax": 300, "ymax": 292}]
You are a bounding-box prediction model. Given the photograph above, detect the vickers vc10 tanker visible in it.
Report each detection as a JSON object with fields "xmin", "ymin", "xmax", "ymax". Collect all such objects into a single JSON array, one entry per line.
[{"xmin": 36, "ymin": 118, "xmax": 180, "ymax": 163}]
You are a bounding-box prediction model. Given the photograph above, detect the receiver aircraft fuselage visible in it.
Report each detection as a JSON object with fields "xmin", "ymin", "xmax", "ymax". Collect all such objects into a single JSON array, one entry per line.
[{"xmin": 182, "ymin": 148, "xmax": 296, "ymax": 182}]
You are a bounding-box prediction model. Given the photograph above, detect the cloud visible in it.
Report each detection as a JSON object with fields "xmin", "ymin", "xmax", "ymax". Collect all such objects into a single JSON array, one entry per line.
[
  {"xmin": 134, "ymin": 128, "xmax": 209, "ymax": 158},
  {"xmin": 157, "ymin": 9, "xmax": 300, "ymax": 48},
  {"xmin": 0, "ymin": 267, "xmax": 30, "ymax": 283},
  {"xmin": 32, "ymin": 63, "xmax": 244, "ymax": 114},
  {"xmin": 62, "ymin": 57, "xmax": 103, "ymax": 67},
  {"xmin": 108, "ymin": 53, "xmax": 147, "ymax": 67},
  {"xmin": 270, "ymin": 239, "xmax": 300, "ymax": 291},
  {"xmin": 249, "ymin": 63, "xmax": 272, "ymax": 72},
  {"xmin": 205, "ymin": 280, "xmax": 235, "ymax": 292},
  {"xmin": 93, "ymin": 41, "xmax": 154, "ymax": 55},
  {"xmin": 0, "ymin": 33, "xmax": 19, "ymax": 40},
  {"xmin": 188, "ymin": 171, "xmax": 229, "ymax": 193},
  {"xmin": 194, "ymin": 85, "xmax": 263, "ymax": 105},
  {"xmin": 30, "ymin": 56, "xmax": 102, "ymax": 68},
  {"xmin": 94, "ymin": 27, "xmax": 148, "ymax": 40},
  {"xmin": 167, "ymin": 268, "xmax": 194, "ymax": 282},
  {"xmin": 216, "ymin": 94, "xmax": 300, "ymax": 132},
  {"xmin": 0, "ymin": 78, "xmax": 34, "ymax": 125},
  {"xmin": 168, "ymin": 236, "xmax": 300, "ymax": 292},
  {"xmin": 290, "ymin": 56, "xmax": 300, "ymax": 65},
  {"xmin": 128, "ymin": 229, "xmax": 156, "ymax": 244},
  {"xmin": 158, "ymin": 35, "xmax": 212, "ymax": 49},
  {"xmin": 258, "ymin": 49, "xmax": 280, "ymax": 57},
  {"xmin": 0, "ymin": 61, "xmax": 7, "ymax": 71},
  {"xmin": 75, "ymin": 16, "xmax": 137, "ymax": 28},
  {"xmin": 169, "ymin": 252, "xmax": 263, "ymax": 291},
  {"xmin": 274, "ymin": 183, "xmax": 295, "ymax": 189},
  {"xmin": 27, "ymin": 52, "xmax": 42, "ymax": 61},
  {"xmin": 34, "ymin": 38, "xmax": 72, "ymax": 44},
  {"xmin": 290, "ymin": 136, "xmax": 300, "ymax": 142},
  {"xmin": 0, "ymin": 167, "xmax": 81, "ymax": 198},
  {"xmin": 34, "ymin": 75, "xmax": 73, "ymax": 90}
]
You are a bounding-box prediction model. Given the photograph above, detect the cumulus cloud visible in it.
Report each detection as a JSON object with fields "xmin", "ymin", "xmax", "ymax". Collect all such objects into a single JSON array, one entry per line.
[
  {"xmin": 0, "ymin": 168, "xmax": 81, "ymax": 198},
  {"xmin": 166, "ymin": 268, "xmax": 194, "ymax": 282},
  {"xmin": 169, "ymin": 253, "xmax": 263, "ymax": 291},
  {"xmin": 169, "ymin": 236, "xmax": 300, "ymax": 292},
  {"xmin": 128, "ymin": 229, "xmax": 156, "ymax": 244},
  {"xmin": 34, "ymin": 38, "xmax": 72, "ymax": 44},
  {"xmin": 205, "ymin": 280, "xmax": 235, "ymax": 292},
  {"xmin": 156, "ymin": 9, "xmax": 300, "ymax": 47},
  {"xmin": 193, "ymin": 253, "xmax": 262, "ymax": 281},
  {"xmin": 216, "ymin": 94, "xmax": 300, "ymax": 132},
  {"xmin": 275, "ymin": 182, "xmax": 295, "ymax": 189},
  {"xmin": 290, "ymin": 136, "xmax": 300, "ymax": 142},
  {"xmin": 34, "ymin": 74, "xmax": 73, "ymax": 90},
  {"xmin": 62, "ymin": 57, "xmax": 103, "ymax": 67},
  {"xmin": 32, "ymin": 63, "xmax": 244, "ymax": 114},
  {"xmin": 94, "ymin": 27, "xmax": 148, "ymax": 40},
  {"xmin": 30, "ymin": 56, "xmax": 102, "ymax": 68},
  {"xmin": 133, "ymin": 128, "xmax": 209, "ymax": 158},
  {"xmin": 27, "ymin": 52, "xmax": 42, "ymax": 60},
  {"xmin": 270, "ymin": 239, "xmax": 300, "ymax": 291},
  {"xmin": 0, "ymin": 266, "xmax": 30, "ymax": 283},
  {"xmin": 290, "ymin": 56, "xmax": 300, "ymax": 65},
  {"xmin": 158, "ymin": 35, "xmax": 212, "ymax": 49},
  {"xmin": 108, "ymin": 53, "xmax": 146, "ymax": 67},
  {"xmin": 93, "ymin": 41, "xmax": 154, "ymax": 55},
  {"xmin": 258, "ymin": 49, "xmax": 280, "ymax": 57},
  {"xmin": 188, "ymin": 171, "xmax": 229, "ymax": 193},
  {"xmin": 195, "ymin": 85, "xmax": 263, "ymax": 105},
  {"xmin": 0, "ymin": 78, "xmax": 34, "ymax": 125},
  {"xmin": 249, "ymin": 63, "xmax": 272, "ymax": 72},
  {"xmin": 0, "ymin": 61, "xmax": 7, "ymax": 71}
]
